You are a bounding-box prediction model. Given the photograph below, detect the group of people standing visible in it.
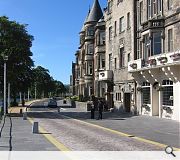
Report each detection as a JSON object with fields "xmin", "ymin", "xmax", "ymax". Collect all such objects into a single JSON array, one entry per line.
[{"xmin": 90, "ymin": 95, "xmax": 105, "ymax": 120}]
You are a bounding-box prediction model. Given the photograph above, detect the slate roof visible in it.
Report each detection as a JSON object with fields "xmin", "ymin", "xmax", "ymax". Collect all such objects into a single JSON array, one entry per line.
[{"xmin": 86, "ymin": 0, "xmax": 103, "ymax": 23}]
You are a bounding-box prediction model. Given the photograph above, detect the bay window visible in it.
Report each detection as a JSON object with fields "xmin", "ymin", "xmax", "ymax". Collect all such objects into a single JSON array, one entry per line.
[
  {"xmin": 87, "ymin": 44, "xmax": 94, "ymax": 54},
  {"xmin": 87, "ymin": 26, "xmax": 94, "ymax": 36},
  {"xmin": 152, "ymin": 32, "xmax": 162, "ymax": 55}
]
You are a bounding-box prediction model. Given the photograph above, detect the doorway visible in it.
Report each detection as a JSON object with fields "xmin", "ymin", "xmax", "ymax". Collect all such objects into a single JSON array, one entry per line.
[{"xmin": 124, "ymin": 93, "xmax": 131, "ymax": 112}]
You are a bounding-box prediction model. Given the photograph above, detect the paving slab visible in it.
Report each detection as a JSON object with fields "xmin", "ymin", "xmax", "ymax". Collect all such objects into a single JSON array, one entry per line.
[{"xmin": 0, "ymin": 115, "xmax": 59, "ymax": 151}]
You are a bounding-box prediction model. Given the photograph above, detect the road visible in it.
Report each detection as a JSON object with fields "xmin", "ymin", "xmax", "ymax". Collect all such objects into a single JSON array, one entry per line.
[{"xmin": 26, "ymin": 99, "xmax": 180, "ymax": 151}]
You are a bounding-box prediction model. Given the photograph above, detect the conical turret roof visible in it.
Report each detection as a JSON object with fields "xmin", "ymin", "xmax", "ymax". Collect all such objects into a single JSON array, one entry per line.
[{"xmin": 86, "ymin": 0, "xmax": 103, "ymax": 23}]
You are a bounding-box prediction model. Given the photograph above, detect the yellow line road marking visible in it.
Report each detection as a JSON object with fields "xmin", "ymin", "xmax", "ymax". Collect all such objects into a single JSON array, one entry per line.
[
  {"xmin": 28, "ymin": 118, "xmax": 71, "ymax": 151},
  {"xmin": 61, "ymin": 115, "xmax": 180, "ymax": 151}
]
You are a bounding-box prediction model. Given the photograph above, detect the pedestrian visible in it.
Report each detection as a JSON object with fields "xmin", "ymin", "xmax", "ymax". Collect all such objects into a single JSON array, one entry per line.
[
  {"xmin": 97, "ymin": 99, "xmax": 103, "ymax": 120},
  {"xmin": 90, "ymin": 95, "xmax": 96, "ymax": 119},
  {"xmin": 91, "ymin": 103, "xmax": 95, "ymax": 119}
]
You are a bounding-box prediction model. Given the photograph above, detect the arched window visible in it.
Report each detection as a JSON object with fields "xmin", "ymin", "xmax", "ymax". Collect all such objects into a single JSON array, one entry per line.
[
  {"xmin": 162, "ymin": 80, "xmax": 173, "ymax": 106},
  {"xmin": 142, "ymin": 82, "xmax": 151, "ymax": 104}
]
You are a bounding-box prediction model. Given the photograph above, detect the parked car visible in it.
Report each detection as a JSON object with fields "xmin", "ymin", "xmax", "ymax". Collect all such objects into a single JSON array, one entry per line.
[{"xmin": 48, "ymin": 99, "xmax": 57, "ymax": 108}]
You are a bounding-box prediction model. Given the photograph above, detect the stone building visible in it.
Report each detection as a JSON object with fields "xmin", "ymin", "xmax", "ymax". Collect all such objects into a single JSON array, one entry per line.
[
  {"xmin": 94, "ymin": 17, "xmax": 106, "ymax": 98},
  {"xmin": 128, "ymin": 0, "xmax": 180, "ymax": 121},
  {"xmin": 74, "ymin": 0, "xmax": 103, "ymax": 99},
  {"xmin": 104, "ymin": 0, "xmax": 137, "ymax": 112}
]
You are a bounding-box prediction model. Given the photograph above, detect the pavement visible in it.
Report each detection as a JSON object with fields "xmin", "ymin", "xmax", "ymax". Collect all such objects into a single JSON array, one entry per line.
[{"xmin": 0, "ymin": 99, "xmax": 59, "ymax": 151}]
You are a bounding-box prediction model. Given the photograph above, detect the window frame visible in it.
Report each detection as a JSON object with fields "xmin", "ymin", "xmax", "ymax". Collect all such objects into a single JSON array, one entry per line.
[
  {"xmin": 151, "ymin": 31, "xmax": 162, "ymax": 56},
  {"xmin": 109, "ymin": 53, "xmax": 113, "ymax": 70},
  {"xmin": 142, "ymin": 82, "xmax": 151, "ymax": 105},
  {"xmin": 87, "ymin": 44, "xmax": 94, "ymax": 55},
  {"xmin": 109, "ymin": 26, "xmax": 113, "ymax": 41},
  {"xmin": 119, "ymin": 16, "xmax": 125, "ymax": 33},
  {"xmin": 127, "ymin": 12, "xmax": 130, "ymax": 29},
  {"xmin": 162, "ymin": 80, "xmax": 173, "ymax": 106},
  {"xmin": 168, "ymin": 29, "xmax": 173, "ymax": 52},
  {"xmin": 119, "ymin": 47, "xmax": 125, "ymax": 68}
]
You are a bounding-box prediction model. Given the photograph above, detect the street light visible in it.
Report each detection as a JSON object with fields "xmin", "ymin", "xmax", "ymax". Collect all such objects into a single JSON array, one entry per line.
[{"xmin": 3, "ymin": 55, "xmax": 8, "ymax": 115}]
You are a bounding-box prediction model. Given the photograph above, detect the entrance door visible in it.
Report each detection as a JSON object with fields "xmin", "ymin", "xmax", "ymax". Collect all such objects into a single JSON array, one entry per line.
[{"xmin": 124, "ymin": 93, "xmax": 131, "ymax": 112}]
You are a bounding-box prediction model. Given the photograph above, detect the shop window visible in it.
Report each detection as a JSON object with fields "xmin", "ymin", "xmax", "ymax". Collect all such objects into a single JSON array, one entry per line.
[{"xmin": 162, "ymin": 80, "xmax": 173, "ymax": 106}]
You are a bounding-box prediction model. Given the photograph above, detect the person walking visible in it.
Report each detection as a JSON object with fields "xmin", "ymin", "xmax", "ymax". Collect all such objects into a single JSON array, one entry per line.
[
  {"xmin": 97, "ymin": 99, "xmax": 103, "ymax": 120},
  {"xmin": 91, "ymin": 103, "xmax": 95, "ymax": 119},
  {"xmin": 90, "ymin": 95, "xmax": 96, "ymax": 119}
]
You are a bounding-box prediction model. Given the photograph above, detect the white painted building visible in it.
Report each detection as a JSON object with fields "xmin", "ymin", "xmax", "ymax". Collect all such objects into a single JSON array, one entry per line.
[{"xmin": 128, "ymin": 0, "xmax": 180, "ymax": 121}]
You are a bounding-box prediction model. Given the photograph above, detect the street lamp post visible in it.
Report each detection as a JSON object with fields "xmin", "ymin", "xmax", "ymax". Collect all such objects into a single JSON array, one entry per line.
[{"xmin": 3, "ymin": 55, "xmax": 8, "ymax": 115}]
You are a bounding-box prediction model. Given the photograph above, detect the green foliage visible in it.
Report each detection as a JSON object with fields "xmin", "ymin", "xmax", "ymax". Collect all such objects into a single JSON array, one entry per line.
[
  {"xmin": 31, "ymin": 66, "xmax": 66, "ymax": 98},
  {"xmin": 70, "ymin": 95, "xmax": 79, "ymax": 101},
  {"xmin": 0, "ymin": 16, "xmax": 34, "ymax": 100}
]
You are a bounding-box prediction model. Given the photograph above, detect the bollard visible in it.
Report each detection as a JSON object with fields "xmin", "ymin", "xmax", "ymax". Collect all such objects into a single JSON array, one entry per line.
[
  {"xmin": 23, "ymin": 112, "xmax": 27, "ymax": 120},
  {"xmin": 20, "ymin": 109, "xmax": 23, "ymax": 114},
  {"xmin": 32, "ymin": 122, "xmax": 39, "ymax": 134}
]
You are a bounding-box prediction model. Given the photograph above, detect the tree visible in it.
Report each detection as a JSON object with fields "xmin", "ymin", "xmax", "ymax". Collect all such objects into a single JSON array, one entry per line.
[
  {"xmin": 32, "ymin": 66, "xmax": 67, "ymax": 98},
  {"xmin": 0, "ymin": 16, "xmax": 34, "ymax": 104}
]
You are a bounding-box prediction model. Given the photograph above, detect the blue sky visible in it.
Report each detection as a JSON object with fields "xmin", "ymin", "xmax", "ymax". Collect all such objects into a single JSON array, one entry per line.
[{"xmin": 0, "ymin": 0, "xmax": 106, "ymax": 84}]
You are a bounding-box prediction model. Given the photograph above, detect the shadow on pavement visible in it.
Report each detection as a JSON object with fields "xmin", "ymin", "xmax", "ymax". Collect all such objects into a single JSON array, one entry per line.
[{"xmin": 27, "ymin": 110, "xmax": 136, "ymax": 121}]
